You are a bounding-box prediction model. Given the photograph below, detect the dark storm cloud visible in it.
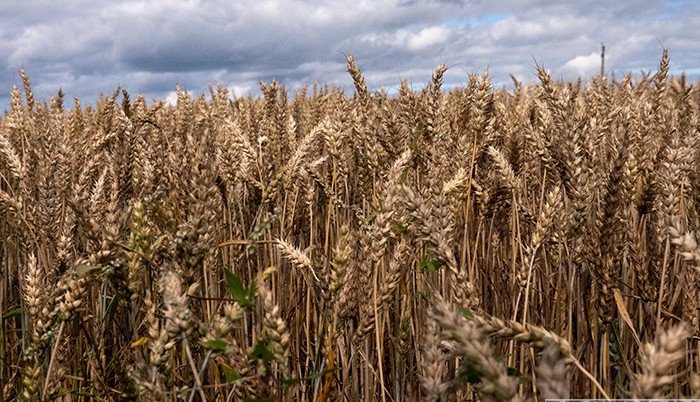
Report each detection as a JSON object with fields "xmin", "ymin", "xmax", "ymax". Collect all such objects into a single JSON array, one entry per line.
[{"xmin": 0, "ymin": 0, "xmax": 698, "ymax": 108}]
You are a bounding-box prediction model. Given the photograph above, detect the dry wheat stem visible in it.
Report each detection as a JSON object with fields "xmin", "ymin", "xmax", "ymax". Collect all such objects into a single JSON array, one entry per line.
[{"xmin": 1, "ymin": 51, "xmax": 698, "ymax": 401}]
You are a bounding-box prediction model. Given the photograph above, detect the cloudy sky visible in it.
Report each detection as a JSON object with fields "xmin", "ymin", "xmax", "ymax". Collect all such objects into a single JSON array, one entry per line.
[{"xmin": 1, "ymin": 0, "xmax": 698, "ymax": 108}]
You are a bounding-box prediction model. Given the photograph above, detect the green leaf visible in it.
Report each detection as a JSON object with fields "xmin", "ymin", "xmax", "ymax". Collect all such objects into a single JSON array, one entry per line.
[
  {"xmin": 249, "ymin": 342, "xmax": 276, "ymax": 362},
  {"xmin": 224, "ymin": 270, "xmax": 254, "ymax": 307},
  {"xmin": 203, "ymin": 339, "xmax": 228, "ymax": 352},
  {"xmin": 409, "ymin": 139, "xmax": 420, "ymax": 154},
  {"xmin": 420, "ymin": 258, "xmax": 443, "ymax": 273},
  {"xmin": 247, "ymin": 282, "xmax": 257, "ymax": 304},
  {"xmin": 458, "ymin": 307, "xmax": 474, "ymax": 320},
  {"xmin": 104, "ymin": 294, "xmax": 120, "ymax": 323},
  {"xmin": 2, "ymin": 307, "xmax": 23, "ymax": 319},
  {"xmin": 224, "ymin": 269, "xmax": 245, "ymax": 298},
  {"xmin": 458, "ymin": 366, "xmax": 483, "ymax": 384},
  {"xmin": 221, "ymin": 365, "xmax": 241, "ymax": 382},
  {"xmin": 391, "ymin": 222, "xmax": 408, "ymax": 234},
  {"xmin": 507, "ymin": 367, "xmax": 530, "ymax": 384}
]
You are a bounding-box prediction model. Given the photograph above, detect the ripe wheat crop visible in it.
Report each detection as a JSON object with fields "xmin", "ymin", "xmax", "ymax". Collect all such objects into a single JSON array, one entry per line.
[{"xmin": 1, "ymin": 50, "xmax": 700, "ymax": 401}]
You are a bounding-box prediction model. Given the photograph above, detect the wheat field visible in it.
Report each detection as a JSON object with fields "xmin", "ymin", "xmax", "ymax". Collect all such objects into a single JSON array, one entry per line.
[{"xmin": 1, "ymin": 51, "xmax": 699, "ymax": 401}]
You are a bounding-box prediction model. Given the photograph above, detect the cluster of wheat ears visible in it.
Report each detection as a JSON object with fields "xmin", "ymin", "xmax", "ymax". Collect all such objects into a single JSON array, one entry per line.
[{"xmin": 1, "ymin": 50, "xmax": 699, "ymax": 401}]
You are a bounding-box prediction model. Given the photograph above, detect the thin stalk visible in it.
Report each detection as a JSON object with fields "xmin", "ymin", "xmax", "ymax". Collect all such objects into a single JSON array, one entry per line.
[
  {"xmin": 42, "ymin": 320, "xmax": 65, "ymax": 398},
  {"xmin": 183, "ymin": 333, "xmax": 207, "ymax": 401}
]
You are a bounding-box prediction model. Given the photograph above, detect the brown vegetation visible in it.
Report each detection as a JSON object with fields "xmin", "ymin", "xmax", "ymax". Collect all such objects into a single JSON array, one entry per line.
[{"xmin": 1, "ymin": 50, "xmax": 699, "ymax": 400}]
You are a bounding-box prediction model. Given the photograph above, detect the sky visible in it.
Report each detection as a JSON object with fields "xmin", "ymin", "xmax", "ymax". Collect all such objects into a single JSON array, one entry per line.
[{"xmin": 1, "ymin": 0, "xmax": 699, "ymax": 108}]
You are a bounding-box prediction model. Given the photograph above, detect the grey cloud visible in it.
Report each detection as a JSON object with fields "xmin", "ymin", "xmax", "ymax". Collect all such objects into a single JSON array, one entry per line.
[{"xmin": 0, "ymin": 0, "xmax": 698, "ymax": 108}]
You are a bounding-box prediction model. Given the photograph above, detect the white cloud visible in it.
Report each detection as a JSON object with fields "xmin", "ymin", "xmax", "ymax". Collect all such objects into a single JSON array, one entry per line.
[
  {"xmin": 1, "ymin": 0, "xmax": 699, "ymax": 107},
  {"xmin": 164, "ymin": 90, "xmax": 178, "ymax": 106},
  {"xmin": 228, "ymin": 84, "xmax": 253, "ymax": 98},
  {"xmin": 407, "ymin": 26, "xmax": 451, "ymax": 51},
  {"xmin": 360, "ymin": 25, "xmax": 451, "ymax": 52},
  {"xmin": 562, "ymin": 52, "xmax": 602, "ymax": 77}
]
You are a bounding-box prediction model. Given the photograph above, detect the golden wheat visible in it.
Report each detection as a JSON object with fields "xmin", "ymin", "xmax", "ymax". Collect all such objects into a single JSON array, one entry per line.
[{"xmin": 0, "ymin": 50, "xmax": 699, "ymax": 401}]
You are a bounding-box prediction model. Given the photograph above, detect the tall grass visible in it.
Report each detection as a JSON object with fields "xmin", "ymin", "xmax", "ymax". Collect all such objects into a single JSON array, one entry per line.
[{"xmin": 1, "ymin": 50, "xmax": 699, "ymax": 400}]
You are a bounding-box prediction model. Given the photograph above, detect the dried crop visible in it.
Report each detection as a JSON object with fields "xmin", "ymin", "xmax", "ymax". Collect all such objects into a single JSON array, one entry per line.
[{"xmin": 1, "ymin": 51, "xmax": 699, "ymax": 401}]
